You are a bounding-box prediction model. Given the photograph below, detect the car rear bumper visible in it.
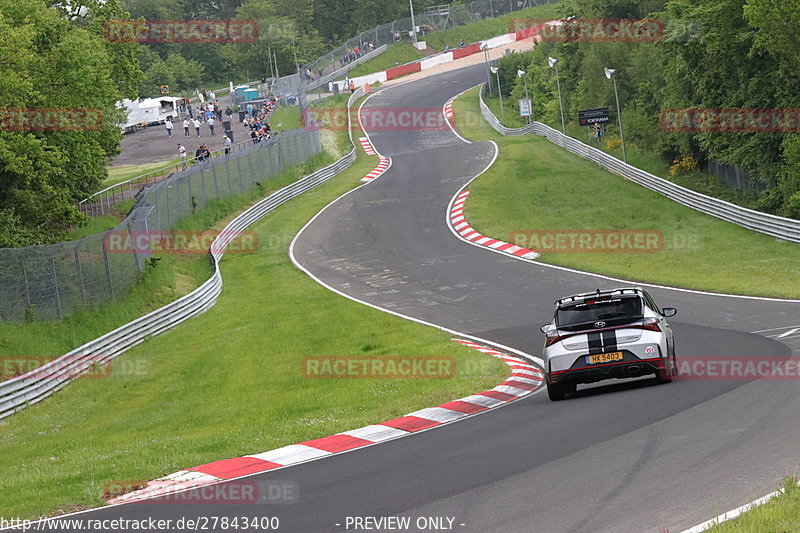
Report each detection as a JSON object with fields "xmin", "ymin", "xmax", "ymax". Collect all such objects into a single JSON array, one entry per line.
[{"xmin": 547, "ymin": 356, "xmax": 666, "ymax": 385}]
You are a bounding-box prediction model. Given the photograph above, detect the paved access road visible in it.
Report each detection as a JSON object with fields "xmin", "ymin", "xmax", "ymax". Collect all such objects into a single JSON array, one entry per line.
[{"xmin": 29, "ymin": 64, "xmax": 800, "ymax": 533}]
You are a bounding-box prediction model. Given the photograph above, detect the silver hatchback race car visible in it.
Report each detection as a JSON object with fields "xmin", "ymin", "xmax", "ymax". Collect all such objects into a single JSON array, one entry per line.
[{"xmin": 540, "ymin": 287, "xmax": 678, "ymax": 401}]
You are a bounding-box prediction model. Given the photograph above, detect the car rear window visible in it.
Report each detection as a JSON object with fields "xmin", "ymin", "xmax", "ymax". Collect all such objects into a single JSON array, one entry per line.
[{"xmin": 556, "ymin": 296, "xmax": 643, "ymax": 330}]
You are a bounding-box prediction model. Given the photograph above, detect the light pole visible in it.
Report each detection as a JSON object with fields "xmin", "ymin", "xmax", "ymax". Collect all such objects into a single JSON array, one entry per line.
[
  {"xmin": 409, "ymin": 0, "xmax": 418, "ymax": 43},
  {"xmin": 604, "ymin": 67, "xmax": 627, "ymax": 163},
  {"xmin": 491, "ymin": 66, "xmax": 504, "ymax": 123},
  {"xmin": 548, "ymin": 57, "xmax": 566, "ymax": 134},
  {"xmin": 517, "ymin": 69, "xmax": 531, "ymax": 123},
  {"xmin": 482, "ymin": 44, "xmax": 492, "ymax": 95}
]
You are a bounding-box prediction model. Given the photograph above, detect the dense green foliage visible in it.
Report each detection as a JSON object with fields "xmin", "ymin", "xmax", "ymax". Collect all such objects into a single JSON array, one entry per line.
[
  {"xmin": 493, "ymin": 0, "xmax": 800, "ymax": 217},
  {"xmin": 0, "ymin": 0, "xmax": 141, "ymax": 246}
]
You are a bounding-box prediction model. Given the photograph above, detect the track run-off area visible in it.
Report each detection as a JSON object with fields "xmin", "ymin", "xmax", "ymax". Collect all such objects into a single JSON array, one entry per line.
[{"xmin": 19, "ymin": 64, "xmax": 800, "ymax": 533}]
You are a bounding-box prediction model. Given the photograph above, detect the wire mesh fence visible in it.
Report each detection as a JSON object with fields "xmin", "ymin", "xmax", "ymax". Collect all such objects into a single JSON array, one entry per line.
[
  {"xmin": 300, "ymin": 0, "xmax": 555, "ymax": 79},
  {"xmin": 0, "ymin": 127, "xmax": 322, "ymax": 323}
]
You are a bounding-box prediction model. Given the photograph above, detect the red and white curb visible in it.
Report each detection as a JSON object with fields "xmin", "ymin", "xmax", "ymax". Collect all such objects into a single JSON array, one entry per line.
[
  {"xmin": 108, "ymin": 340, "xmax": 541, "ymax": 504},
  {"xmin": 361, "ymin": 156, "xmax": 390, "ymax": 183},
  {"xmin": 358, "ymin": 135, "xmax": 391, "ymax": 183},
  {"xmin": 450, "ymin": 191, "xmax": 540, "ymax": 259},
  {"xmin": 359, "ymin": 136, "xmax": 376, "ymax": 155},
  {"xmin": 444, "ymin": 100, "xmax": 455, "ymax": 121},
  {"xmin": 331, "ymin": 20, "xmax": 557, "ymax": 92}
]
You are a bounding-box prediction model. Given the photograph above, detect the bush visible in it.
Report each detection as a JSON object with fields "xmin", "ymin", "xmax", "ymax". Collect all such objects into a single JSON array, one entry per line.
[{"xmin": 670, "ymin": 156, "xmax": 698, "ymax": 176}]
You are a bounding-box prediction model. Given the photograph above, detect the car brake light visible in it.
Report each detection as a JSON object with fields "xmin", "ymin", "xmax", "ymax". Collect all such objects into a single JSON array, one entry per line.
[
  {"xmin": 636, "ymin": 318, "xmax": 661, "ymax": 332},
  {"xmin": 545, "ymin": 330, "xmax": 563, "ymax": 346}
]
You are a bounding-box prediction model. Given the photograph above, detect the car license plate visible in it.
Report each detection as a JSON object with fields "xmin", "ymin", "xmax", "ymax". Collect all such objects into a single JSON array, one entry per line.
[{"xmin": 585, "ymin": 352, "xmax": 623, "ymax": 364}]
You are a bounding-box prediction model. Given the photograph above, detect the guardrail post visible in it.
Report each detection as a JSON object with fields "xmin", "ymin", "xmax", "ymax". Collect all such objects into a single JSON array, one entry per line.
[
  {"xmin": 73, "ymin": 246, "xmax": 87, "ymax": 305},
  {"xmin": 127, "ymin": 221, "xmax": 142, "ymax": 271},
  {"xmin": 101, "ymin": 233, "xmax": 113, "ymax": 297},
  {"xmin": 51, "ymin": 256, "xmax": 62, "ymax": 320},
  {"xmin": 21, "ymin": 259, "xmax": 31, "ymax": 309}
]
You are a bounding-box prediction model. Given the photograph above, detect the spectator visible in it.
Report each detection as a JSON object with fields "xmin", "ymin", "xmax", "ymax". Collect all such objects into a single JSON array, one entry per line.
[
  {"xmin": 192, "ymin": 117, "xmax": 201, "ymax": 137},
  {"xmin": 187, "ymin": 103, "xmax": 193, "ymax": 118},
  {"xmin": 224, "ymin": 134, "xmax": 232, "ymax": 155},
  {"xmin": 459, "ymin": 39, "xmax": 465, "ymax": 47},
  {"xmin": 208, "ymin": 116, "xmax": 216, "ymax": 136},
  {"xmin": 225, "ymin": 106, "xmax": 233, "ymax": 120},
  {"xmin": 209, "ymin": 90, "xmax": 215, "ymax": 102},
  {"xmin": 205, "ymin": 106, "xmax": 214, "ymax": 122},
  {"xmin": 164, "ymin": 117, "xmax": 173, "ymax": 137},
  {"xmin": 250, "ymin": 126, "xmax": 258, "ymax": 144},
  {"xmin": 182, "ymin": 118, "xmax": 190, "ymax": 137},
  {"xmin": 178, "ymin": 144, "xmax": 187, "ymax": 169}
]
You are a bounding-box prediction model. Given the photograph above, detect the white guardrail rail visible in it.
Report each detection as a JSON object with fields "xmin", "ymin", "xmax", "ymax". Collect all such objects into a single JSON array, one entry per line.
[
  {"xmin": 478, "ymin": 86, "xmax": 800, "ymax": 244},
  {"xmin": 0, "ymin": 87, "xmax": 366, "ymax": 420}
]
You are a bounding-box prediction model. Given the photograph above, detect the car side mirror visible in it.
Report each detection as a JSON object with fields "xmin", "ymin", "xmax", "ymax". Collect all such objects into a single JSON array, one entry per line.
[
  {"xmin": 662, "ymin": 307, "xmax": 677, "ymax": 317},
  {"xmin": 540, "ymin": 324, "xmax": 554, "ymax": 334}
]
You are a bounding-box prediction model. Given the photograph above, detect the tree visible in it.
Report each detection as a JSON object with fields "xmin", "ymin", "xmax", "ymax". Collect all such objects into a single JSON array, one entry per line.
[{"xmin": 0, "ymin": 0, "xmax": 141, "ymax": 246}]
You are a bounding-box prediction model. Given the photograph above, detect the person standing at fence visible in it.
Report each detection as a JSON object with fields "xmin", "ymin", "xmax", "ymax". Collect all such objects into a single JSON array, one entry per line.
[
  {"xmin": 192, "ymin": 117, "xmax": 201, "ymax": 137},
  {"xmin": 165, "ymin": 117, "xmax": 173, "ymax": 137},
  {"xmin": 182, "ymin": 118, "xmax": 190, "ymax": 137},
  {"xmin": 224, "ymin": 134, "xmax": 232, "ymax": 155},
  {"xmin": 178, "ymin": 144, "xmax": 188, "ymax": 169},
  {"xmin": 208, "ymin": 116, "xmax": 216, "ymax": 136}
]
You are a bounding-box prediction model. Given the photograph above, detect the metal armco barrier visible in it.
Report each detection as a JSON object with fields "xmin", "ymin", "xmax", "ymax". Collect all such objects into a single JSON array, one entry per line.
[
  {"xmin": 0, "ymin": 87, "xmax": 365, "ymax": 420},
  {"xmin": 478, "ymin": 86, "xmax": 800, "ymax": 244}
]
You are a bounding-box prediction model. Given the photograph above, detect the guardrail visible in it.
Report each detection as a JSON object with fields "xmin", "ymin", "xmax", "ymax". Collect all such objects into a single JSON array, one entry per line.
[
  {"xmin": 0, "ymin": 87, "xmax": 365, "ymax": 421},
  {"xmin": 306, "ymin": 44, "xmax": 388, "ymax": 92},
  {"xmin": 478, "ymin": 86, "xmax": 800, "ymax": 244}
]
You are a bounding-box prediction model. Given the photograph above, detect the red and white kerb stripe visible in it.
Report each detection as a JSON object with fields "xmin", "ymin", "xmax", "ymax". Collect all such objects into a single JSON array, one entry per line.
[
  {"xmin": 108, "ymin": 340, "xmax": 541, "ymax": 504},
  {"xmin": 450, "ymin": 190, "xmax": 540, "ymax": 259},
  {"xmin": 360, "ymin": 156, "xmax": 390, "ymax": 183},
  {"xmin": 359, "ymin": 136, "xmax": 377, "ymax": 155}
]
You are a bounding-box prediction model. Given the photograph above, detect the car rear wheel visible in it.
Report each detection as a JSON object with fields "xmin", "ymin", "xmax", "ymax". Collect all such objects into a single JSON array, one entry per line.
[
  {"xmin": 656, "ymin": 348, "xmax": 675, "ymax": 384},
  {"xmin": 547, "ymin": 381, "xmax": 572, "ymax": 401}
]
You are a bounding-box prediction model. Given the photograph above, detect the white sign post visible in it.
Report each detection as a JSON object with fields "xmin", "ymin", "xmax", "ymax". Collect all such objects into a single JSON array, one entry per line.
[{"xmin": 519, "ymin": 98, "xmax": 532, "ymax": 117}]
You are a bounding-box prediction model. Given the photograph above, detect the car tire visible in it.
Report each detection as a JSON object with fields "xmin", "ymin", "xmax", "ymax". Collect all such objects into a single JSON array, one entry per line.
[
  {"xmin": 547, "ymin": 381, "xmax": 568, "ymax": 401},
  {"xmin": 656, "ymin": 349, "xmax": 674, "ymax": 384}
]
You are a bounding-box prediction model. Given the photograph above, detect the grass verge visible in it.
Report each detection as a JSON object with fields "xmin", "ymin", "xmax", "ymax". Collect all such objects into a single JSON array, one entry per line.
[
  {"xmin": 453, "ymin": 87, "xmax": 800, "ymax": 298},
  {"xmin": 0, "ymin": 97, "xmax": 509, "ymax": 519},
  {"xmin": 705, "ymin": 478, "xmax": 800, "ymax": 532},
  {"xmin": 347, "ymin": 45, "xmax": 426, "ymax": 77},
  {"xmin": 482, "ymin": 93, "xmax": 764, "ymax": 211}
]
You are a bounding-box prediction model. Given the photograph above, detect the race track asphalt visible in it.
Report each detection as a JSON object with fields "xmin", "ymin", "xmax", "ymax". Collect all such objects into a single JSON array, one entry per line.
[{"xmin": 29, "ymin": 64, "xmax": 800, "ymax": 533}]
